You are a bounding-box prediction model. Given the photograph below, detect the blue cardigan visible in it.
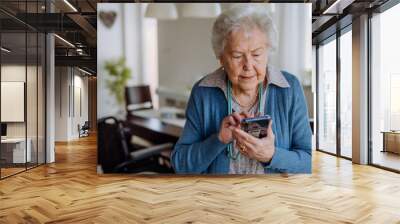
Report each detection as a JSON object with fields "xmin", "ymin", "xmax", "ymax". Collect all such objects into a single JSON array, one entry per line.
[{"xmin": 171, "ymin": 70, "xmax": 312, "ymax": 174}]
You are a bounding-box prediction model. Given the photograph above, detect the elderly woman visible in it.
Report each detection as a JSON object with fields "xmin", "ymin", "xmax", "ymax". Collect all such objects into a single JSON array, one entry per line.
[{"xmin": 171, "ymin": 5, "xmax": 311, "ymax": 174}]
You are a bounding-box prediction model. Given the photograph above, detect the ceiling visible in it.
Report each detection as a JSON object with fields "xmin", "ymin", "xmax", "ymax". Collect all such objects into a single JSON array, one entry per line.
[
  {"xmin": 311, "ymin": 0, "xmax": 390, "ymax": 43},
  {"xmin": 0, "ymin": 0, "xmax": 395, "ymax": 74},
  {"xmin": 0, "ymin": 0, "xmax": 99, "ymax": 73}
]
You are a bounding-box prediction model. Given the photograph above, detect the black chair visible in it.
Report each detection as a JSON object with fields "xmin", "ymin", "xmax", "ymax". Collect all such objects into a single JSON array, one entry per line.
[
  {"xmin": 125, "ymin": 85, "xmax": 153, "ymax": 116},
  {"xmin": 97, "ymin": 116, "xmax": 174, "ymax": 174},
  {"xmin": 125, "ymin": 85, "xmax": 160, "ymax": 148}
]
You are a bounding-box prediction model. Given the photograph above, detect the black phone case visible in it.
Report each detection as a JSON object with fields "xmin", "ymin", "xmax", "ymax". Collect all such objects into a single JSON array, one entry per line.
[{"xmin": 241, "ymin": 115, "xmax": 271, "ymax": 138}]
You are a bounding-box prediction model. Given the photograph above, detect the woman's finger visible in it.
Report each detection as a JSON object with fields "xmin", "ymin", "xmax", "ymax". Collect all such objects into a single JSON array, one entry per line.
[
  {"xmin": 242, "ymin": 111, "xmax": 252, "ymax": 119},
  {"xmin": 228, "ymin": 115, "xmax": 237, "ymax": 126},
  {"xmin": 232, "ymin": 128, "xmax": 246, "ymax": 141},
  {"xmin": 233, "ymin": 128, "xmax": 258, "ymax": 145},
  {"xmin": 232, "ymin": 112, "xmax": 242, "ymax": 124},
  {"xmin": 240, "ymin": 148, "xmax": 250, "ymax": 157},
  {"xmin": 240, "ymin": 140, "xmax": 256, "ymax": 151},
  {"xmin": 237, "ymin": 140, "xmax": 256, "ymax": 157},
  {"xmin": 235, "ymin": 140, "xmax": 247, "ymax": 151},
  {"xmin": 233, "ymin": 128, "xmax": 265, "ymax": 149},
  {"xmin": 235, "ymin": 141, "xmax": 242, "ymax": 149},
  {"xmin": 267, "ymin": 119, "xmax": 274, "ymax": 136}
]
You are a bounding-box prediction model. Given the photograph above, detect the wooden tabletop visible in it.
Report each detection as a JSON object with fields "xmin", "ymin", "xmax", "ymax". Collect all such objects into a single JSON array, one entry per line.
[
  {"xmin": 125, "ymin": 115, "xmax": 183, "ymax": 144},
  {"xmin": 381, "ymin": 131, "xmax": 400, "ymax": 134}
]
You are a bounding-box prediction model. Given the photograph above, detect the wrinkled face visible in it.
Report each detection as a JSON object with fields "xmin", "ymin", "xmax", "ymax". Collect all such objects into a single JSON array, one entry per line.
[{"xmin": 220, "ymin": 27, "xmax": 269, "ymax": 92}]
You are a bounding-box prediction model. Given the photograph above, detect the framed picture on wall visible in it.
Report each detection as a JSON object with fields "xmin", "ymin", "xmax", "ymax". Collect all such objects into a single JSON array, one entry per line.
[{"xmin": 1, "ymin": 81, "xmax": 25, "ymax": 122}]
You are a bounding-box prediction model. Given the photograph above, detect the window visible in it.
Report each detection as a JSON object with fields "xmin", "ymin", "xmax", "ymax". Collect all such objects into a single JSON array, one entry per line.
[
  {"xmin": 370, "ymin": 2, "xmax": 400, "ymax": 171},
  {"xmin": 0, "ymin": 1, "xmax": 47, "ymax": 179},
  {"xmin": 340, "ymin": 29, "xmax": 352, "ymax": 158},
  {"xmin": 317, "ymin": 36, "xmax": 337, "ymax": 155},
  {"xmin": 317, "ymin": 26, "xmax": 353, "ymax": 159}
]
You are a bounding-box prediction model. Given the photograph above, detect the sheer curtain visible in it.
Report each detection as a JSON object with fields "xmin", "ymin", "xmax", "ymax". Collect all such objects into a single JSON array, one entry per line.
[{"xmin": 273, "ymin": 3, "xmax": 312, "ymax": 84}]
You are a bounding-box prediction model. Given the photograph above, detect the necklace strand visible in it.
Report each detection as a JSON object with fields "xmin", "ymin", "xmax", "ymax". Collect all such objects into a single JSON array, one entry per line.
[{"xmin": 232, "ymin": 94, "xmax": 258, "ymax": 109}]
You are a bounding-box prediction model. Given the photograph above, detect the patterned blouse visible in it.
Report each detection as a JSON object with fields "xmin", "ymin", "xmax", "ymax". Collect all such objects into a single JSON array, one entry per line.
[{"xmin": 197, "ymin": 66, "xmax": 282, "ymax": 174}]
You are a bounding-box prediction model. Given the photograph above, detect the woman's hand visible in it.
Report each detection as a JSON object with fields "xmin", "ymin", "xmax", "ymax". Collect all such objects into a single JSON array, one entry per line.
[
  {"xmin": 232, "ymin": 120, "xmax": 275, "ymax": 163},
  {"xmin": 218, "ymin": 112, "xmax": 251, "ymax": 144}
]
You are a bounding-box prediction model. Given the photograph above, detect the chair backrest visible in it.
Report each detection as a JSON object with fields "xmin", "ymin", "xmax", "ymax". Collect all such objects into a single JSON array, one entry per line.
[
  {"xmin": 82, "ymin": 121, "xmax": 90, "ymax": 129},
  {"xmin": 97, "ymin": 117, "xmax": 130, "ymax": 173},
  {"xmin": 125, "ymin": 85, "xmax": 153, "ymax": 113}
]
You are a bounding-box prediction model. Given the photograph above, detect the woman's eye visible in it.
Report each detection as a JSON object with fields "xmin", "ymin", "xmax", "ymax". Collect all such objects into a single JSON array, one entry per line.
[
  {"xmin": 253, "ymin": 54, "xmax": 260, "ymax": 57},
  {"xmin": 233, "ymin": 55, "xmax": 242, "ymax": 59}
]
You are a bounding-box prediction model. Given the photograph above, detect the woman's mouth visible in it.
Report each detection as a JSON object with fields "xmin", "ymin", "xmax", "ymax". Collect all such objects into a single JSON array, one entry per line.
[{"xmin": 239, "ymin": 75, "xmax": 256, "ymax": 80}]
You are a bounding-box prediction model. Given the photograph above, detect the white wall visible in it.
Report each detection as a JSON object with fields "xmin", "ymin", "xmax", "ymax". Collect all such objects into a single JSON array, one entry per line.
[
  {"xmin": 157, "ymin": 3, "xmax": 312, "ymax": 103},
  {"xmin": 158, "ymin": 18, "xmax": 219, "ymax": 94},
  {"xmin": 1, "ymin": 65, "xmax": 26, "ymax": 138},
  {"xmin": 54, "ymin": 67, "xmax": 89, "ymax": 141},
  {"xmin": 1, "ymin": 64, "xmax": 46, "ymax": 163},
  {"xmin": 1, "ymin": 65, "xmax": 36, "ymax": 137},
  {"xmin": 97, "ymin": 3, "xmax": 146, "ymax": 118},
  {"xmin": 55, "ymin": 67, "xmax": 69, "ymax": 141},
  {"xmin": 72, "ymin": 74, "xmax": 89, "ymax": 138},
  {"xmin": 98, "ymin": 3, "xmax": 125, "ymax": 119}
]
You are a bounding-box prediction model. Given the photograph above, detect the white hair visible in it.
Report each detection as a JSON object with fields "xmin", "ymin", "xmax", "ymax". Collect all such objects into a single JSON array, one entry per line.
[{"xmin": 211, "ymin": 5, "xmax": 278, "ymax": 59}]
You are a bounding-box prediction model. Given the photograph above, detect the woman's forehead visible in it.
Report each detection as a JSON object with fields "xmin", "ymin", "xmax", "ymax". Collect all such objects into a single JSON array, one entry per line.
[{"xmin": 226, "ymin": 28, "xmax": 267, "ymax": 50}]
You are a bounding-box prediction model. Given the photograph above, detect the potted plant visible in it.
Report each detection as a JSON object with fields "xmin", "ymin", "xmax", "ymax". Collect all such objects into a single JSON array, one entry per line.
[{"xmin": 104, "ymin": 57, "xmax": 131, "ymax": 110}]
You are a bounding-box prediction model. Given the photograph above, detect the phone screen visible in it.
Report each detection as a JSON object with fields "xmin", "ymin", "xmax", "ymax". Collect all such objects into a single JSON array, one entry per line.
[{"xmin": 241, "ymin": 115, "xmax": 271, "ymax": 138}]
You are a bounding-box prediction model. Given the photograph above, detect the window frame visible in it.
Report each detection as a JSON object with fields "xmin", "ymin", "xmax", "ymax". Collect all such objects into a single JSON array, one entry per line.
[{"xmin": 315, "ymin": 24, "xmax": 353, "ymax": 161}]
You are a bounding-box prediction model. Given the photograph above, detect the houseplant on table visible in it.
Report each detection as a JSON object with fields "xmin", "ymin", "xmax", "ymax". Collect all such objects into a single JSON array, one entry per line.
[{"xmin": 104, "ymin": 57, "xmax": 131, "ymax": 116}]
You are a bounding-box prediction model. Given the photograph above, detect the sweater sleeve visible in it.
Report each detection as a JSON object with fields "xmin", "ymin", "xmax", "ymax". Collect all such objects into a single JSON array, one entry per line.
[
  {"xmin": 171, "ymin": 86, "xmax": 227, "ymax": 174},
  {"xmin": 264, "ymin": 77, "xmax": 312, "ymax": 173}
]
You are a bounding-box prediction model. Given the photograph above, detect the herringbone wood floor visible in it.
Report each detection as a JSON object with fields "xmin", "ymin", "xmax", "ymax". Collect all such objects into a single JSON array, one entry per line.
[{"xmin": 1, "ymin": 135, "xmax": 400, "ymax": 223}]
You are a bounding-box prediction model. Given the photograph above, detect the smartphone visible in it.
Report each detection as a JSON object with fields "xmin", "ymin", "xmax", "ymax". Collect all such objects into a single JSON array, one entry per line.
[{"xmin": 241, "ymin": 115, "xmax": 272, "ymax": 138}]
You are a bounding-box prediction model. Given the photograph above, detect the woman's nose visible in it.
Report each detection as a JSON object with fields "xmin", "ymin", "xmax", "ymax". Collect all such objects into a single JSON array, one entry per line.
[{"xmin": 243, "ymin": 55, "xmax": 254, "ymax": 71}]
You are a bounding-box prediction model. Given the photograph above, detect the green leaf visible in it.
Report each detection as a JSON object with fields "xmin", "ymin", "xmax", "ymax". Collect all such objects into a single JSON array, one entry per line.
[{"xmin": 104, "ymin": 57, "xmax": 132, "ymax": 105}]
